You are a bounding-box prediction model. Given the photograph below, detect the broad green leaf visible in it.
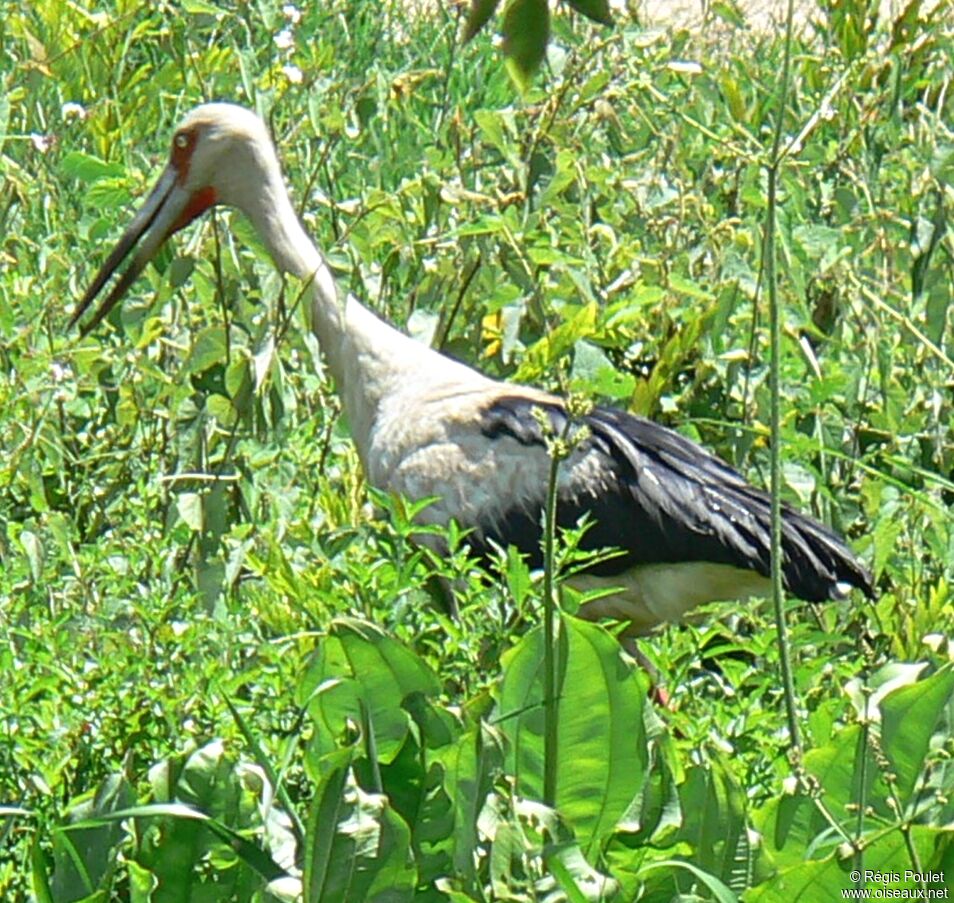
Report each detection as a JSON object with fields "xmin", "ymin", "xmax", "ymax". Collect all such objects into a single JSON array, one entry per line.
[
  {"xmin": 746, "ymin": 825, "xmax": 954, "ymax": 899},
  {"xmin": 463, "ymin": 0, "xmax": 502, "ymax": 41},
  {"xmin": 541, "ymin": 148, "xmax": 580, "ymax": 203},
  {"xmin": 176, "ymin": 492, "xmax": 203, "ymax": 531},
  {"xmin": 300, "ymin": 620, "xmax": 442, "ymax": 768},
  {"xmin": 181, "ymin": 0, "xmax": 223, "ymax": 14},
  {"xmin": 254, "ymin": 335, "xmax": 276, "ymax": 390},
  {"xmin": 186, "ymin": 325, "xmax": 227, "ymax": 374},
  {"xmin": 719, "ymin": 73, "xmax": 747, "ymax": 122},
  {"xmin": 638, "ymin": 859, "xmax": 736, "ymax": 903},
  {"xmin": 334, "ymin": 619, "xmax": 441, "ymax": 701},
  {"xmin": 167, "ymin": 255, "xmax": 194, "ymax": 289},
  {"xmin": 304, "ymin": 752, "xmax": 415, "ymax": 903},
  {"xmin": 502, "ymin": 0, "xmax": 549, "ymax": 90},
  {"xmin": 743, "ymin": 855, "xmax": 850, "ymax": 902},
  {"xmin": 566, "ymin": 0, "xmax": 613, "ymax": 26},
  {"xmin": 802, "ymin": 723, "xmax": 880, "ymax": 821},
  {"xmin": 546, "ymin": 841, "xmax": 619, "ymax": 901},
  {"xmin": 206, "ymin": 393, "xmax": 235, "ymax": 426},
  {"xmin": 753, "ymin": 724, "xmax": 883, "ymax": 873},
  {"xmin": 86, "ymin": 177, "xmax": 134, "ymax": 209},
  {"xmin": 497, "ymin": 616, "xmax": 647, "ymax": 853},
  {"xmin": 793, "ymin": 224, "xmax": 844, "ymax": 267},
  {"xmin": 70, "ymin": 801, "xmax": 287, "ymax": 884},
  {"xmin": 130, "ymin": 743, "xmax": 288, "ymax": 893},
  {"xmin": 439, "ymin": 724, "xmax": 504, "ymax": 885},
  {"xmin": 712, "ymin": 1, "xmax": 746, "ymax": 28},
  {"xmin": 880, "ymin": 665, "xmax": 954, "ymax": 806},
  {"xmin": 51, "ymin": 774, "xmax": 135, "ymax": 902},
  {"xmin": 571, "ymin": 339, "xmax": 636, "ymax": 401},
  {"xmin": 668, "ymin": 273, "xmax": 715, "ymax": 301},
  {"xmin": 844, "ymin": 662, "xmax": 927, "ymax": 721},
  {"xmin": 60, "ymin": 151, "xmax": 125, "ymax": 183},
  {"xmin": 677, "ymin": 760, "xmax": 750, "ymax": 888},
  {"xmin": 515, "ymin": 302, "xmax": 598, "ymax": 381},
  {"xmin": 473, "ymin": 108, "xmax": 518, "ymax": 163}
]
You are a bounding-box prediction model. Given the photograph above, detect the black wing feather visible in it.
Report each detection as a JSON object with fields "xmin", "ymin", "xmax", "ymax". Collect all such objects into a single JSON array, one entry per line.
[{"xmin": 477, "ymin": 395, "xmax": 874, "ymax": 602}]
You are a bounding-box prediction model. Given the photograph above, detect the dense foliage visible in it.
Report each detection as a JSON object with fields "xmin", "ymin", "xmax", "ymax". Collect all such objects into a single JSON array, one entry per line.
[{"xmin": 1, "ymin": 0, "xmax": 952, "ymax": 899}]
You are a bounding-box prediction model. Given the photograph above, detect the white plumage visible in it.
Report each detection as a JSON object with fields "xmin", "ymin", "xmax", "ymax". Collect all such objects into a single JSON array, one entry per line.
[{"xmin": 72, "ymin": 104, "xmax": 874, "ymax": 634}]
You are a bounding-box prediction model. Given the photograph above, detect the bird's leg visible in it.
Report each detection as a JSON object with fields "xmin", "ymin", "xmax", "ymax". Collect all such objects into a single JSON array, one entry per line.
[{"xmin": 621, "ymin": 635, "xmax": 672, "ymax": 708}]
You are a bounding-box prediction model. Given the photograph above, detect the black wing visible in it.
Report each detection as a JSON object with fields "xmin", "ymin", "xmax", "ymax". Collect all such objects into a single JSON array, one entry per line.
[{"xmin": 477, "ymin": 395, "xmax": 874, "ymax": 602}]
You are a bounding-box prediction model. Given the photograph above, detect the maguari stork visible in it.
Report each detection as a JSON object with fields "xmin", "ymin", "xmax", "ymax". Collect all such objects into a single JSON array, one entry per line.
[{"xmin": 70, "ymin": 104, "xmax": 874, "ymax": 634}]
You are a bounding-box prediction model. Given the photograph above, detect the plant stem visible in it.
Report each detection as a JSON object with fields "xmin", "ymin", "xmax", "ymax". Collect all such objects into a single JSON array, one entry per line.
[
  {"xmin": 542, "ymin": 432, "xmax": 561, "ymax": 809},
  {"xmin": 764, "ymin": 0, "xmax": 802, "ymax": 754}
]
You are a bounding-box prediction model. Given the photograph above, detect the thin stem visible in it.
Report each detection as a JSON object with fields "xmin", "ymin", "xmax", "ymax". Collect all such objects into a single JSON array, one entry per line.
[
  {"xmin": 764, "ymin": 0, "xmax": 802, "ymax": 753},
  {"xmin": 540, "ymin": 405, "xmax": 576, "ymax": 810},
  {"xmin": 542, "ymin": 431, "xmax": 561, "ymax": 809}
]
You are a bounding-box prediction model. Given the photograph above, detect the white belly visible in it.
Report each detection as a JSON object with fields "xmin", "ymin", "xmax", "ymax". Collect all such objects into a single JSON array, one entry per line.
[{"xmin": 571, "ymin": 562, "xmax": 771, "ymax": 635}]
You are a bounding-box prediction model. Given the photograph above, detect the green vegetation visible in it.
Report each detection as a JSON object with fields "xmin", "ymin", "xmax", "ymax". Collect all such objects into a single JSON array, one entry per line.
[{"xmin": 2, "ymin": 0, "xmax": 952, "ymax": 899}]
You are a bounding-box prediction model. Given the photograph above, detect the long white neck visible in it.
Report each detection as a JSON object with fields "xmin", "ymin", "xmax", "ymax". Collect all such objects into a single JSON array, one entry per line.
[{"xmin": 242, "ymin": 161, "xmax": 485, "ymax": 464}]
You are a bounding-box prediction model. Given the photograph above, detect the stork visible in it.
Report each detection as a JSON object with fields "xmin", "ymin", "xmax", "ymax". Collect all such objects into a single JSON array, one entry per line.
[{"xmin": 70, "ymin": 103, "xmax": 874, "ymax": 634}]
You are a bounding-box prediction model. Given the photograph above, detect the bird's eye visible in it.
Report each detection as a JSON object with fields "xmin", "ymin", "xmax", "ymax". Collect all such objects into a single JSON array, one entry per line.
[{"xmin": 174, "ymin": 132, "xmax": 189, "ymax": 149}]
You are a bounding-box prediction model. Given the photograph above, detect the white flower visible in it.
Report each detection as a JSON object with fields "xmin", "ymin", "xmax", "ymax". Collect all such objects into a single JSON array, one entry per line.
[
  {"xmin": 61, "ymin": 102, "xmax": 87, "ymax": 121},
  {"xmin": 275, "ymin": 28, "xmax": 294, "ymax": 50},
  {"xmin": 30, "ymin": 133, "xmax": 53, "ymax": 153},
  {"xmin": 282, "ymin": 4, "xmax": 301, "ymax": 24},
  {"xmin": 282, "ymin": 64, "xmax": 303, "ymax": 84}
]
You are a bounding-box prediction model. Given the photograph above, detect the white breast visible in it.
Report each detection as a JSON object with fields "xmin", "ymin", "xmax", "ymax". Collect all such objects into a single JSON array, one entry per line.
[{"xmin": 367, "ymin": 385, "xmax": 550, "ymax": 531}]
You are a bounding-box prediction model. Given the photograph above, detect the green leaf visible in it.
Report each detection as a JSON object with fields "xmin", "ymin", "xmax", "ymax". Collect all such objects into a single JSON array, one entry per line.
[
  {"xmin": 439, "ymin": 724, "xmax": 504, "ymax": 885},
  {"xmin": 502, "ymin": 0, "xmax": 550, "ymax": 90},
  {"xmin": 304, "ymin": 752, "xmax": 415, "ymax": 903},
  {"xmin": 752, "ymin": 724, "xmax": 882, "ymax": 874},
  {"xmin": 19, "ymin": 529, "xmax": 42, "ymax": 582},
  {"xmin": 571, "ymin": 340, "xmax": 636, "ymax": 401},
  {"xmin": 880, "ymin": 665, "xmax": 954, "ymax": 806},
  {"xmin": 186, "ymin": 325, "xmax": 227, "ymax": 374},
  {"xmin": 497, "ymin": 616, "xmax": 648, "ymax": 853},
  {"xmin": 31, "ymin": 836, "xmax": 55, "ymax": 903},
  {"xmin": 793, "ymin": 224, "xmax": 844, "ymax": 266},
  {"xmin": 719, "ymin": 73, "xmax": 747, "ymax": 122},
  {"xmin": 181, "ymin": 0, "xmax": 224, "ymax": 14},
  {"xmin": 546, "ymin": 842, "xmax": 619, "ymax": 900},
  {"xmin": 711, "ymin": 1, "xmax": 746, "ymax": 28},
  {"xmin": 565, "ymin": 0, "xmax": 613, "ymax": 26},
  {"xmin": 60, "ymin": 151, "xmax": 125, "ymax": 183},
  {"xmin": 515, "ymin": 302, "xmax": 598, "ymax": 381},
  {"xmin": 637, "ymin": 859, "xmax": 736, "ymax": 903},
  {"xmin": 176, "ymin": 492, "xmax": 203, "ymax": 531},
  {"xmin": 746, "ymin": 825, "xmax": 954, "ymax": 899},
  {"xmin": 668, "ymin": 273, "xmax": 715, "ymax": 301},
  {"xmin": 86, "ymin": 177, "xmax": 134, "ymax": 209},
  {"xmin": 463, "ymin": 0, "xmax": 502, "ymax": 41},
  {"xmin": 676, "ymin": 760, "xmax": 750, "ymax": 887},
  {"xmin": 300, "ymin": 620, "xmax": 442, "ymax": 768},
  {"xmin": 51, "ymin": 774, "xmax": 136, "ymax": 901},
  {"xmin": 69, "ymin": 801, "xmax": 287, "ymax": 883}
]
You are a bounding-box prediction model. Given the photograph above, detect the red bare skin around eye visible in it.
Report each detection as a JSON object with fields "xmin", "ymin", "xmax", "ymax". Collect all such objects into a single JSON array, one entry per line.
[
  {"xmin": 165, "ymin": 130, "xmax": 217, "ymax": 235},
  {"xmin": 170, "ymin": 131, "xmax": 196, "ymax": 176}
]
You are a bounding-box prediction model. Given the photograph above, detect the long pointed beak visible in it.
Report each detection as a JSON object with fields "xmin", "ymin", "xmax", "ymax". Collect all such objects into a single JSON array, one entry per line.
[{"xmin": 70, "ymin": 165, "xmax": 214, "ymax": 336}]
